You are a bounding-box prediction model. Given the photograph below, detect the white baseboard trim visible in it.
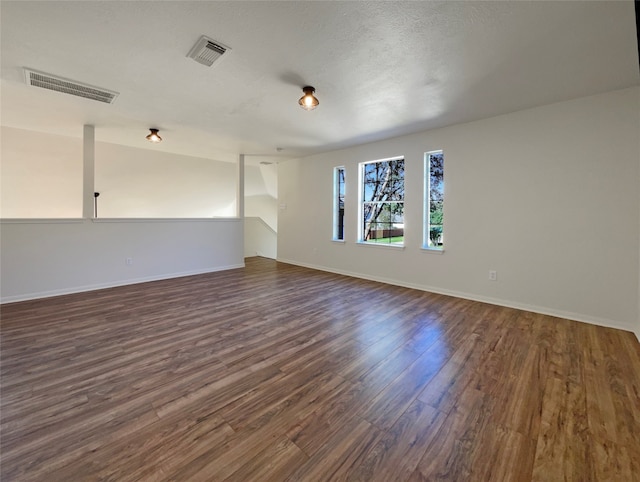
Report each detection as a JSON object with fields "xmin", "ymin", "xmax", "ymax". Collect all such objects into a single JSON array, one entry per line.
[
  {"xmin": 277, "ymin": 257, "xmax": 636, "ymax": 336},
  {"xmin": 0, "ymin": 263, "xmax": 245, "ymax": 304}
]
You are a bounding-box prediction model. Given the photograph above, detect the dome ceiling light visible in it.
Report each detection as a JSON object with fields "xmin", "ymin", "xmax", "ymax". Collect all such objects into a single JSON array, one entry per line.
[
  {"xmin": 146, "ymin": 128, "xmax": 162, "ymax": 143},
  {"xmin": 298, "ymin": 86, "xmax": 319, "ymax": 111}
]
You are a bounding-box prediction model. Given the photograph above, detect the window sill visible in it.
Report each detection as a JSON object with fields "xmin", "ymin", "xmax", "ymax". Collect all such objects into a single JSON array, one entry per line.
[
  {"xmin": 91, "ymin": 217, "xmax": 240, "ymax": 223},
  {"xmin": 421, "ymin": 246, "xmax": 445, "ymax": 254},
  {"xmin": 0, "ymin": 217, "xmax": 241, "ymax": 224},
  {"xmin": 356, "ymin": 241, "xmax": 405, "ymax": 250},
  {"xmin": 0, "ymin": 218, "xmax": 84, "ymax": 224},
  {"xmin": 331, "ymin": 239, "xmax": 346, "ymax": 243}
]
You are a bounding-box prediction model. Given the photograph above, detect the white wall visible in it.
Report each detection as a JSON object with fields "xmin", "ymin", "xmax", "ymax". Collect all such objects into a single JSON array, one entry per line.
[
  {"xmin": 278, "ymin": 87, "xmax": 640, "ymax": 333},
  {"xmin": 0, "ymin": 127, "xmax": 245, "ymax": 303},
  {"xmin": 0, "ymin": 127, "xmax": 83, "ymax": 217},
  {"xmin": 245, "ymin": 163, "xmax": 278, "ymax": 230},
  {"xmin": 95, "ymin": 142, "xmax": 237, "ymax": 217},
  {"xmin": 244, "ymin": 217, "xmax": 277, "ymax": 259},
  {"xmin": 245, "ymin": 194, "xmax": 278, "ymax": 231},
  {"xmin": 0, "ymin": 127, "xmax": 238, "ymax": 218},
  {"xmin": 0, "ymin": 218, "xmax": 244, "ymax": 302},
  {"xmin": 244, "ymin": 163, "xmax": 278, "ymax": 255}
]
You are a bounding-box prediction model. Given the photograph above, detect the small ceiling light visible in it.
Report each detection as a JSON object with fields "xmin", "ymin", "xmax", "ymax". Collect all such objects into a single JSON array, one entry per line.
[
  {"xmin": 146, "ymin": 128, "xmax": 162, "ymax": 143},
  {"xmin": 298, "ymin": 86, "xmax": 319, "ymax": 111}
]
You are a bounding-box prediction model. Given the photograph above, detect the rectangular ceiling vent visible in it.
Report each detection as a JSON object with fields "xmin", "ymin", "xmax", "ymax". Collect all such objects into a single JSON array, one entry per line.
[
  {"xmin": 24, "ymin": 68, "xmax": 119, "ymax": 104},
  {"xmin": 187, "ymin": 35, "xmax": 230, "ymax": 67}
]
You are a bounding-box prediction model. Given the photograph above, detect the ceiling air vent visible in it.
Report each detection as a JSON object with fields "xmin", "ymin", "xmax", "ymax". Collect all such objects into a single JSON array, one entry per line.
[
  {"xmin": 24, "ymin": 68, "xmax": 119, "ymax": 104},
  {"xmin": 187, "ymin": 35, "xmax": 230, "ymax": 67}
]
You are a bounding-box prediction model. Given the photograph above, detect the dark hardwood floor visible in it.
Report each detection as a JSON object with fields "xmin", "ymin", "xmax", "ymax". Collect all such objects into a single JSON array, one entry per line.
[{"xmin": 1, "ymin": 257, "xmax": 639, "ymax": 481}]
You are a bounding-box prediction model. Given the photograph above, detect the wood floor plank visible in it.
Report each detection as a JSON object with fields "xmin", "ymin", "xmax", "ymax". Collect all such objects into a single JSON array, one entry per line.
[
  {"xmin": 220, "ymin": 365, "xmax": 340, "ymax": 430},
  {"xmin": 286, "ymin": 378, "xmax": 366, "ymax": 456},
  {"xmin": 582, "ymin": 324, "xmax": 640, "ymax": 449},
  {"xmin": 489, "ymin": 338, "xmax": 546, "ymax": 437},
  {"xmin": 43, "ymin": 411, "xmax": 233, "ymax": 482},
  {"xmin": 591, "ymin": 440, "xmax": 636, "ymax": 482},
  {"xmin": 284, "ymin": 416, "xmax": 383, "ymax": 481},
  {"xmin": 346, "ymin": 400, "xmax": 447, "ymax": 482},
  {"xmin": 359, "ymin": 342, "xmax": 452, "ymax": 430},
  {"xmin": 417, "ymin": 333, "xmax": 487, "ymax": 414},
  {"xmin": 336, "ymin": 322, "xmax": 422, "ymax": 381},
  {"xmin": 222, "ymin": 434, "xmax": 308, "ymax": 482},
  {"xmin": 531, "ymin": 376, "xmax": 594, "ymax": 481},
  {"xmin": 412, "ymin": 387, "xmax": 498, "ymax": 480},
  {"xmin": 166, "ymin": 373, "xmax": 347, "ymax": 481},
  {"xmin": 1, "ymin": 257, "xmax": 638, "ymax": 481}
]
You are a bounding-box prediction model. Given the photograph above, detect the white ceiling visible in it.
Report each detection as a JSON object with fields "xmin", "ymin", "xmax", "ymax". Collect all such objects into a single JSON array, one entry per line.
[{"xmin": 1, "ymin": 1, "xmax": 638, "ymax": 164}]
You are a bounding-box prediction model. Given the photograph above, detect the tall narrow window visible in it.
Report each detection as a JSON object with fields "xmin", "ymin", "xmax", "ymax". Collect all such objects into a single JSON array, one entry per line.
[
  {"xmin": 424, "ymin": 150, "xmax": 444, "ymax": 249},
  {"xmin": 333, "ymin": 167, "xmax": 345, "ymax": 240},
  {"xmin": 360, "ymin": 157, "xmax": 405, "ymax": 246}
]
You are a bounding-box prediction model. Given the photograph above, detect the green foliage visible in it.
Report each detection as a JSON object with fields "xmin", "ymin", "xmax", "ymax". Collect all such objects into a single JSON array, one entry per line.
[
  {"xmin": 428, "ymin": 153, "xmax": 444, "ymax": 247},
  {"xmin": 429, "ymin": 153, "xmax": 444, "ymax": 204},
  {"xmin": 429, "ymin": 226, "xmax": 442, "ymax": 245},
  {"xmin": 368, "ymin": 236, "xmax": 404, "ymax": 244},
  {"xmin": 430, "ymin": 209, "xmax": 443, "ymax": 225}
]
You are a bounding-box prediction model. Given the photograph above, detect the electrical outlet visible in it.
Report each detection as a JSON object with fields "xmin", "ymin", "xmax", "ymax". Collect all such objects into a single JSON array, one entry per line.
[
  {"xmin": 126, "ymin": 257, "xmax": 133, "ymax": 266},
  {"xmin": 489, "ymin": 270, "xmax": 497, "ymax": 281}
]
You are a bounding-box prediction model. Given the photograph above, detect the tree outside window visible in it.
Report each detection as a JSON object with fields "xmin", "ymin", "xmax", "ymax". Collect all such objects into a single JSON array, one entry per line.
[
  {"xmin": 425, "ymin": 151, "xmax": 444, "ymax": 249},
  {"xmin": 334, "ymin": 167, "xmax": 345, "ymax": 240},
  {"xmin": 360, "ymin": 157, "xmax": 404, "ymax": 246}
]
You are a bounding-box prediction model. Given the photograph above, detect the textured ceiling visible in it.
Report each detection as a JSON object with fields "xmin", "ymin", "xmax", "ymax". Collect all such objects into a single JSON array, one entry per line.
[{"xmin": 1, "ymin": 1, "xmax": 638, "ymax": 164}]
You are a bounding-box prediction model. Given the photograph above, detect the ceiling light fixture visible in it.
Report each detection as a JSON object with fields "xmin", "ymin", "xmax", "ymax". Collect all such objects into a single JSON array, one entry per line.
[
  {"xmin": 298, "ymin": 86, "xmax": 319, "ymax": 111},
  {"xmin": 146, "ymin": 128, "xmax": 162, "ymax": 143}
]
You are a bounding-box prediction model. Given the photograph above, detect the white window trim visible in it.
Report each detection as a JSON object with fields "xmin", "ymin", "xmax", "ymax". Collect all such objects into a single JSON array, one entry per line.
[
  {"xmin": 358, "ymin": 156, "xmax": 405, "ymax": 247},
  {"xmin": 357, "ymin": 240, "xmax": 405, "ymax": 250},
  {"xmin": 421, "ymin": 246, "xmax": 445, "ymax": 254},
  {"xmin": 333, "ymin": 166, "xmax": 345, "ymax": 241},
  {"xmin": 423, "ymin": 150, "xmax": 444, "ymax": 251}
]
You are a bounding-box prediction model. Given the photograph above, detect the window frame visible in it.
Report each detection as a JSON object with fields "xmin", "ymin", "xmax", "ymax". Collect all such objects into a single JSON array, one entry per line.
[
  {"xmin": 423, "ymin": 150, "xmax": 444, "ymax": 251},
  {"xmin": 358, "ymin": 156, "xmax": 405, "ymax": 247},
  {"xmin": 333, "ymin": 166, "xmax": 345, "ymax": 241}
]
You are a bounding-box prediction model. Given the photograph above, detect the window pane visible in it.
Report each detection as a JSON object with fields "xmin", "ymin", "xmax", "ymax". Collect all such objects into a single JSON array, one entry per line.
[
  {"xmin": 334, "ymin": 167, "xmax": 345, "ymax": 240},
  {"xmin": 425, "ymin": 151, "xmax": 444, "ymax": 248},
  {"xmin": 363, "ymin": 202, "xmax": 375, "ymax": 221},
  {"xmin": 360, "ymin": 157, "xmax": 405, "ymax": 246}
]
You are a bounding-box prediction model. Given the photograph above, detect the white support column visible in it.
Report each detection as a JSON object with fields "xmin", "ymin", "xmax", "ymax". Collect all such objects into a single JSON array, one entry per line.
[
  {"xmin": 237, "ymin": 154, "xmax": 245, "ymax": 219},
  {"xmin": 82, "ymin": 125, "xmax": 95, "ymax": 218}
]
